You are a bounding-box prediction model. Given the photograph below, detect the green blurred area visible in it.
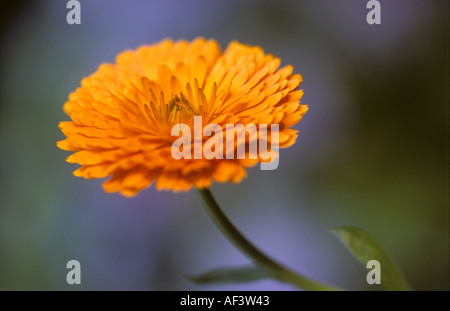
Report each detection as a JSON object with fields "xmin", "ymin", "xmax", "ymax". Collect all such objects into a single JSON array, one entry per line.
[{"xmin": 304, "ymin": 14, "xmax": 448, "ymax": 290}]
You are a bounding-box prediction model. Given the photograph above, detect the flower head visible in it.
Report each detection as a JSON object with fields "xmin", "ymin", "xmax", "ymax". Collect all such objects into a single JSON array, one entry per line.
[{"xmin": 57, "ymin": 38, "xmax": 307, "ymax": 196}]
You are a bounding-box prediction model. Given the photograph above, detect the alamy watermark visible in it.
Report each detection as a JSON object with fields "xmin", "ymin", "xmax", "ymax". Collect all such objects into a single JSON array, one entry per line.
[
  {"xmin": 366, "ymin": 0, "xmax": 381, "ymax": 25},
  {"xmin": 170, "ymin": 116, "xmax": 280, "ymax": 170},
  {"xmin": 66, "ymin": 260, "xmax": 81, "ymax": 285},
  {"xmin": 67, "ymin": 1, "xmax": 380, "ymax": 26},
  {"xmin": 66, "ymin": 0, "xmax": 81, "ymax": 25},
  {"xmin": 366, "ymin": 260, "xmax": 381, "ymax": 285}
]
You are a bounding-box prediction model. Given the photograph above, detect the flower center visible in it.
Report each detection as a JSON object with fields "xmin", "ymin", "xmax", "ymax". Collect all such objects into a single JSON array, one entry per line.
[{"xmin": 166, "ymin": 93, "xmax": 197, "ymax": 124}]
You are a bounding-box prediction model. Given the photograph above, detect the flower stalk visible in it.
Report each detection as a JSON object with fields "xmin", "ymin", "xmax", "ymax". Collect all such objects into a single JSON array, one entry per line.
[{"xmin": 195, "ymin": 188, "xmax": 341, "ymax": 291}]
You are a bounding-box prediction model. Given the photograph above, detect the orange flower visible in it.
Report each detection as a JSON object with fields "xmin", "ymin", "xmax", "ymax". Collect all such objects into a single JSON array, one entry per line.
[{"xmin": 57, "ymin": 38, "xmax": 307, "ymax": 196}]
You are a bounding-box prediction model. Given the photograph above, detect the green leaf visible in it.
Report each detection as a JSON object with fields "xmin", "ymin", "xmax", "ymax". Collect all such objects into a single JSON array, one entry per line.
[
  {"xmin": 186, "ymin": 265, "xmax": 272, "ymax": 284},
  {"xmin": 331, "ymin": 226, "xmax": 411, "ymax": 291}
]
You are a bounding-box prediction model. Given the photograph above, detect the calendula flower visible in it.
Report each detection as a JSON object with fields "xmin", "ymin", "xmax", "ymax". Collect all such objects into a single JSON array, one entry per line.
[{"xmin": 57, "ymin": 38, "xmax": 307, "ymax": 196}]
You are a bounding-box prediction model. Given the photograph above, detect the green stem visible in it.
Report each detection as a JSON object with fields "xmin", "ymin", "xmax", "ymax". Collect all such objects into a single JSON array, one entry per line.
[{"xmin": 195, "ymin": 188, "xmax": 341, "ymax": 291}]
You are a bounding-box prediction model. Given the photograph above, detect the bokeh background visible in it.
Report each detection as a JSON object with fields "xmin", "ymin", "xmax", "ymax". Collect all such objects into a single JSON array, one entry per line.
[{"xmin": 0, "ymin": 0, "xmax": 448, "ymax": 290}]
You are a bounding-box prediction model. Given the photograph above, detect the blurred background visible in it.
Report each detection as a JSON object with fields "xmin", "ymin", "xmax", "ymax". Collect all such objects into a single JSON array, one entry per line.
[{"xmin": 0, "ymin": 0, "xmax": 447, "ymax": 290}]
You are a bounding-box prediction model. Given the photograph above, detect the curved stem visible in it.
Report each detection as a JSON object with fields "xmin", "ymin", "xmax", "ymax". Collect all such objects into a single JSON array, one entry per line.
[{"xmin": 195, "ymin": 188, "xmax": 341, "ymax": 291}]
